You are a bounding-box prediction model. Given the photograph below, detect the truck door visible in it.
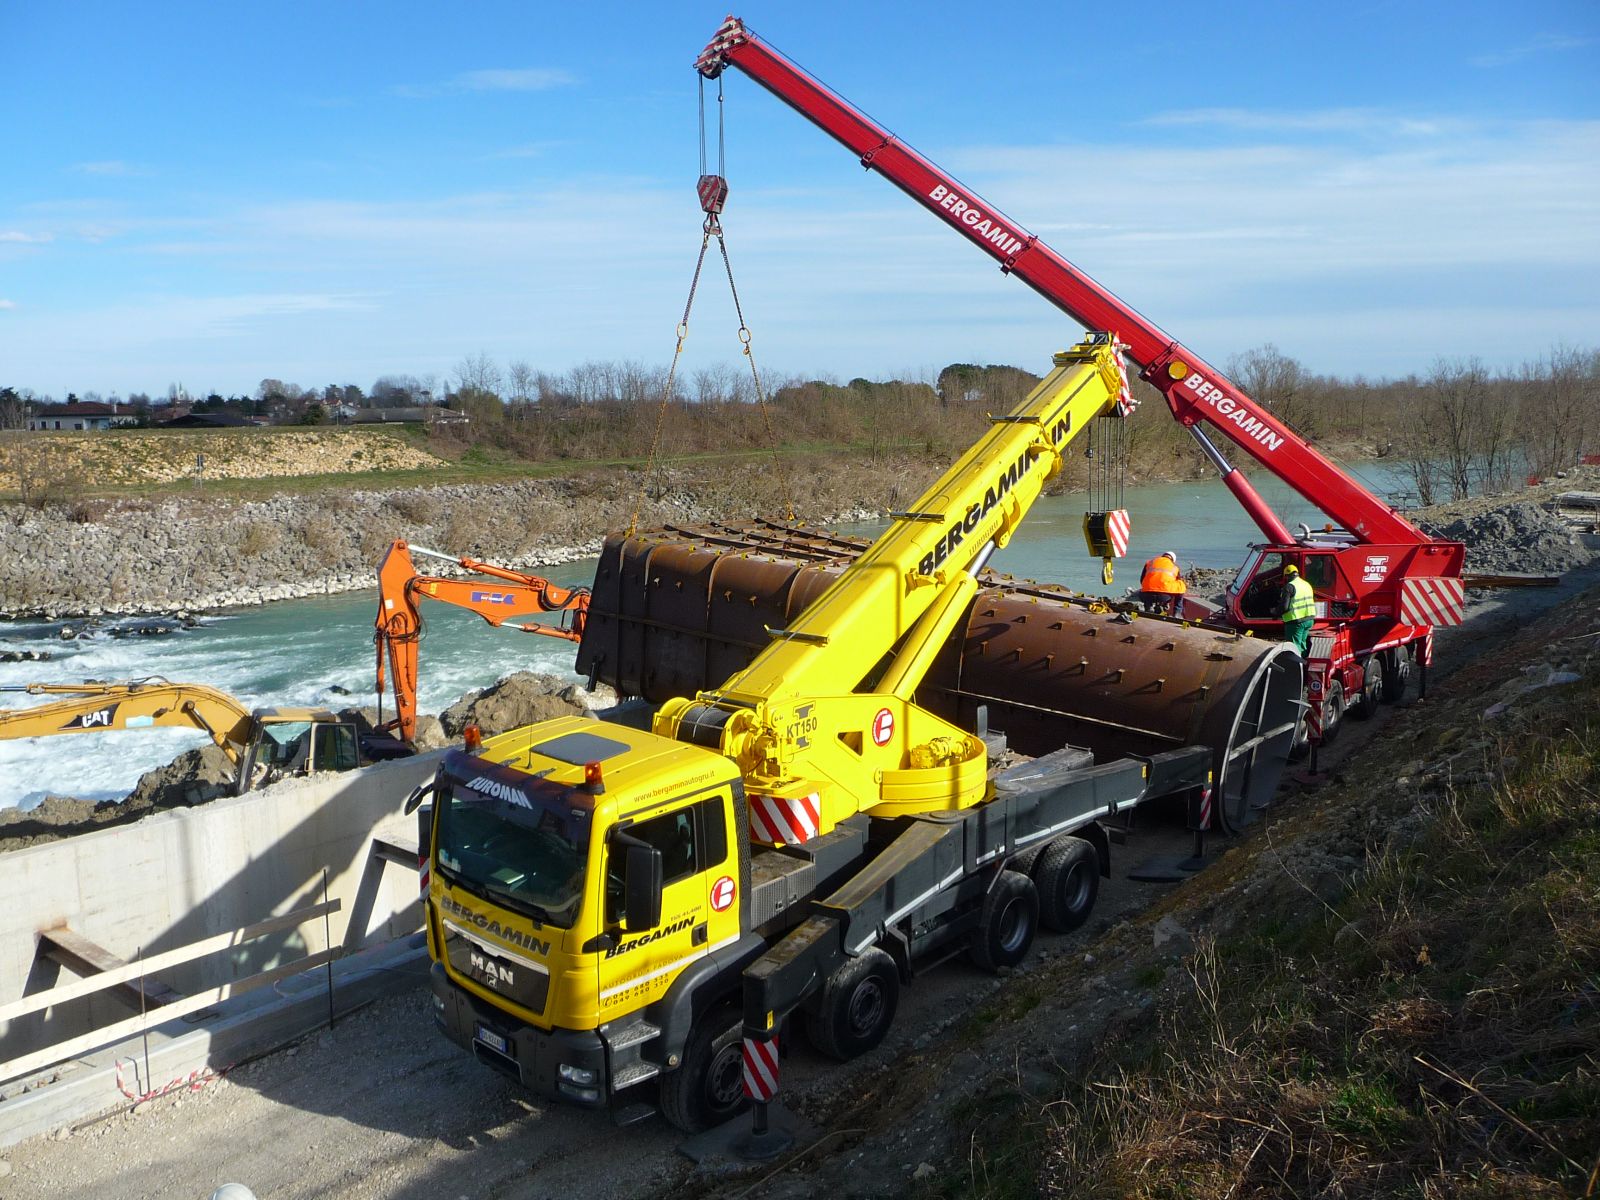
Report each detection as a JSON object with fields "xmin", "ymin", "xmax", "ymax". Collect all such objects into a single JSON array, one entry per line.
[{"xmin": 599, "ymin": 800, "xmax": 721, "ymax": 1019}]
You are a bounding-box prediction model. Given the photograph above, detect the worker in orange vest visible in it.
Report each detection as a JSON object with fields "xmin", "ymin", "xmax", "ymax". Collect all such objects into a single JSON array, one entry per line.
[{"xmin": 1138, "ymin": 551, "xmax": 1186, "ymax": 615}]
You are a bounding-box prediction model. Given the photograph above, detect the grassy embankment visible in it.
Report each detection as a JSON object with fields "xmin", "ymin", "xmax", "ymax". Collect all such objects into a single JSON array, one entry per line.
[{"xmin": 932, "ymin": 598, "xmax": 1600, "ymax": 1198}]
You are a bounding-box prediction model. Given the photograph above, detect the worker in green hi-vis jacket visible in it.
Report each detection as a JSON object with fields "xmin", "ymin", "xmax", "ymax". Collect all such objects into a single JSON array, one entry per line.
[{"xmin": 1279, "ymin": 563, "xmax": 1316, "ymax": 655}]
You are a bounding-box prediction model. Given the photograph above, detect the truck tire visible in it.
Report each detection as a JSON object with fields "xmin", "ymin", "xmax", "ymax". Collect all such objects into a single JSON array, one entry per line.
[
  {"xmin": 1032, "ymin": 836, "xmax": 1099, "ymax": 932},
  {"xmin": 804, "ymin": 947, "xmax": 899, "ymax": 1061},
  {"xmin": 1380, "ymin": 649, "xmax": 1411, "ymax": 703},
  {"xmin": 969, "ymin": 870, "xmax": 1038, "ymax": 972},
  {"xmin": 1320, "ymin": 680, "xmax": 1346, "ymax": 745},
  {"xmin": 1349, "ymin": 658, "xmax": 1382, "ymax": 721},
  {"xmin": 659, "ymin": 1008, "xmax": 746, "ymax": 1134}
]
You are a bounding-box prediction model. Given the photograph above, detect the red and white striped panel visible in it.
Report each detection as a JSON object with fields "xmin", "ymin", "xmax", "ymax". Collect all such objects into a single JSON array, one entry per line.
[
  {"xmin": 418, "ymin": 853, "xmax": 430, "ymax": 901},
  {"xmin": 1111, "ymin": 343, "xmax": 1138, "ymax": 415},
  {"xmin": 1305, "ymin": 670, "xmax": 1326, "ymax": 742},
  {"xmin": 1105, "ymin": 509, "xmax": 1130, "ymax": 558},
  {"xmin": 1399, "ymin": 577, "xmax": 1464, "ymax": 627},
  {"xmin": 1196, "ymin": 784, "xmax": 1213, "ymax": 832},
  {"xmin": 748, "ymin": 792, "xmax": 822, "ymax": 845},
  {"xmin": 742, "ymin": 1035, "xmax": 780, "ymax": 1102},
  {"xmin": 1307, "ymin": 633, "xmax": 1336, "ymax": 662},
  {"xmin": 1423, "ymin": 629, "xmax": 1435, "ymax": 667}
]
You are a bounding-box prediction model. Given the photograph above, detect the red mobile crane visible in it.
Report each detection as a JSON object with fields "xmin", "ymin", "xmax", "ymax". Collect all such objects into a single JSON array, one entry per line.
[
  {"xmin": 697, "ymin": 16, "xmax": 1465, "ymax": 744},
  {"xmin": 374, "ymin": 539, "xmax": 590, "ymax": 742}
]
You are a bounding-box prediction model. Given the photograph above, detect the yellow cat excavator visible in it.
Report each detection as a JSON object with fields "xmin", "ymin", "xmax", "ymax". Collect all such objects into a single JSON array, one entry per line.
[{"xmin": 0, "ymin": 679, "xmax": 362, "ymax": 794}]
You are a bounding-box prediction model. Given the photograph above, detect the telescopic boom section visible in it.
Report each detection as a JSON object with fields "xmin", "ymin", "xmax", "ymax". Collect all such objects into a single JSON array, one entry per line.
[
  {"xmin": 655, "ymin": 338, "xmax": 1128, "ymax": 833},
  {"xmin": 697, "ymin": 15, "xmax": 1426, "ymax": 547}
]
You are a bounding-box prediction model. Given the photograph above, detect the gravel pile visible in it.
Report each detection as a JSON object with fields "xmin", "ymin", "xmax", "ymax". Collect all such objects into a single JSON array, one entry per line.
[{"xmin": 1432, "ymin": 502, "xmax": 1595, "ymax": 576}]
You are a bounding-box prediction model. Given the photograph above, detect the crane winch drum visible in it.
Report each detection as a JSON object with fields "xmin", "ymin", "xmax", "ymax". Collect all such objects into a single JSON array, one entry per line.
[{"xmin": 576, "ymin": 523, "xmax": 1301, "ymax": 832}]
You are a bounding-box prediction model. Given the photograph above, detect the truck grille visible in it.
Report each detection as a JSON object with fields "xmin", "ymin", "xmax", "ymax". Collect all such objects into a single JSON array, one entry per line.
[{"xmin": 443, "ymin": 923, "xmax": 550, "ymax": 1015}]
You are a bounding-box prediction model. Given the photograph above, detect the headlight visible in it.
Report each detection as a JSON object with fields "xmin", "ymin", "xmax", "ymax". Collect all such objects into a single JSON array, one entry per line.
[{"xmin": 558, "ymin": 1064, "xmax": 597, "ymax": 1086}]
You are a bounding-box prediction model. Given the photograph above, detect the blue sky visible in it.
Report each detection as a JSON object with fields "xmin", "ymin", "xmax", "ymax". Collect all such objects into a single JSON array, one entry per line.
[{"xmin": 2, "ymin": 1, "xmax": 1596, "ymax": 399}]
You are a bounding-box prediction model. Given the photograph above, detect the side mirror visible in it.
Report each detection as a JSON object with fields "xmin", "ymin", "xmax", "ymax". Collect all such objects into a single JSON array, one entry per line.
[
  {"xmin": 404, "ymin": 781, "xmax": 435, "ymax": 816},
  {"xmin": 623, "ymin": 843, "xmax": 664, "ymax": 932}
]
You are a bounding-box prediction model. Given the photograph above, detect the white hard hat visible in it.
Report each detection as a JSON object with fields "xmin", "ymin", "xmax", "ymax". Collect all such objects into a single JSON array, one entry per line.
[
  {"xmin": 210, "ymin": 1187, "xmax": 257, "ymax": 1200},
  {"xmin": 1164, "ymin": 550, "xmax": 1177, "ymax": 561}
]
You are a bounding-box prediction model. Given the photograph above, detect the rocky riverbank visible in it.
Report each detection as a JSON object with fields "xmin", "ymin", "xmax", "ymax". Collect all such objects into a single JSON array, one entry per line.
[{"xmin": 0, "ymin": 456, "xmax": 905, "ymax": 619}]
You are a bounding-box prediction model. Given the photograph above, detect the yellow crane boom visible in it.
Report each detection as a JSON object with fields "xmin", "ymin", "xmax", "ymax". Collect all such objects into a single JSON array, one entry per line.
[{"xmin": 654, "ymin": 335, "xmax": 1128, "ymax": 834}]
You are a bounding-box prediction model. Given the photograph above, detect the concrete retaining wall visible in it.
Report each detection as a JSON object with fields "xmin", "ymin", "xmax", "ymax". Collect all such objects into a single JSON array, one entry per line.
[{"xmin": 1, "ymin": 752, "xmax": 443, "ymax": 1066}]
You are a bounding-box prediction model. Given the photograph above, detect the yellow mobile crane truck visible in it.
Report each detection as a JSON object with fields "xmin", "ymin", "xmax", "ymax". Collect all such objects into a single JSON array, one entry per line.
[{"xmin": 408, "ymin": 338, "xmax": 1214, "ymax": 1131}]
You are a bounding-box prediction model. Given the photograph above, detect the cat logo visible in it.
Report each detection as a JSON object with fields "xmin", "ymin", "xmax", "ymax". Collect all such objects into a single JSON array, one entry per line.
[{"xmin": 61, "ymin": 704, "xmax": 118, "ymax": 730}]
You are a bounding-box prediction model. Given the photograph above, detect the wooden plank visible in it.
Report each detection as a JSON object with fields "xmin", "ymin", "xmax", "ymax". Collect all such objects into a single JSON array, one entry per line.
[
  {"xmin": 39, "ymin": 928, "xmax": 184, "ymax": 1009},
  {"xmin": 1462, "ymin": 572, "xmax": 1560, "ymax": 589},
  {"xmin": 0, "ymin": 947, "xmax": 343, "ymax": 1085},
  {"xmin": 0, "ymin": 901, "xmax": 341, "ymax": 1024}
]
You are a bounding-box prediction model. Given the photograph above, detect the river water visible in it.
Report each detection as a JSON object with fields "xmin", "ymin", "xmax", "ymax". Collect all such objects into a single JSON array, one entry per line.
[{"xmin": 0, "ymin": 460, "xmax": 1410, "ymax": 809}]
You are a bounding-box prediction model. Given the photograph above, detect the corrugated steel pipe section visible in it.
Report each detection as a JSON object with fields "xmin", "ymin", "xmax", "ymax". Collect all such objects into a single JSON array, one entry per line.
[{"xmin": 577, "ymin": 522, "xmax": 1301, "ymax": 832}]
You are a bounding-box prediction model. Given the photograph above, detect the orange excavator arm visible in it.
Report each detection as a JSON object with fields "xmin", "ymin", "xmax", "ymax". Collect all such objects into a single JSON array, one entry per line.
[
  {"xmin": 0, "ymin": 679, "xmax": 259, "ymax": 766},
  {"xmin": 374, "ymin": 540, "xmax": 590, "ymax": 742}
]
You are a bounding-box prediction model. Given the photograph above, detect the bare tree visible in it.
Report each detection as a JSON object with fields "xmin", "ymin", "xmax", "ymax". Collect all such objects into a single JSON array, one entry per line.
[
  {"xmin": 455, "ymin": 352, "xmax": 502, "ymax": 399},
  {"xmin": 1520, "ymin": 345, "xmax": 1599, "ymax": 477},
  {"xmin": 506, "ymin": 359, "xmax": 536, "ymax": 407},
  {"xmin": 1228, "ymin": 344, "xmax": 1310, "ymax": 433}
]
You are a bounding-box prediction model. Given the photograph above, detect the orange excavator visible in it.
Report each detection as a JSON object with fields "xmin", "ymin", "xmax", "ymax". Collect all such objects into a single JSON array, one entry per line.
[{"xmin": 373, "ymin": 540, "xmax": 590, "ymax": 743}]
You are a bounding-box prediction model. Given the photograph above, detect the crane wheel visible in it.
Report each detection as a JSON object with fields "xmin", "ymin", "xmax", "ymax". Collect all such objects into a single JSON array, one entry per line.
[
  {"xmin": 804, "ymin": 947, "xmax": 899, "ymax": 1061},
  {"xmin": 1380, "ymin": 649, "xmax": 1412, "ymax": 704},
  {"xmin": 659, "ymin": 1007, "xmax": 746, "ymax": 1134},
  {"xmin": 1320, "ymin": 681, "xmax": 1346, "ymax": 745},
  {"xmin": 969, "ymin": 870, "xmax": 1039, "ymax": 973},
  {"xmin": 1349, "ymin": 658, "xmax": 1382, "ymax": 721},
  {"xmin": 1032, "ymin": 837, "xmax": 1100, "ymax": 932}
]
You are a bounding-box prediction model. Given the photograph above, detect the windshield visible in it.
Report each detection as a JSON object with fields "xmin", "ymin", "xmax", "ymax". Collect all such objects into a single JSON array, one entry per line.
[
  {"xmin": 258, "ymin": 722, "xmax": 313, "ymax": 767},
  {"xmin": 436, "ymin": 779, "xmax": 591, "ymax": 929}
]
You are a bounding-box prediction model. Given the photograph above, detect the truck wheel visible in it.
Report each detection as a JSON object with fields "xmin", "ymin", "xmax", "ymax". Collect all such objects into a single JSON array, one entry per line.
[
  {"xmin": 969, "ymin": 870, "xmax": 1038, "ymax": 972},
  {"xmin": 1349, "ymin": 658, "xmax": 1382, "ymax": 721},
  {"xmin": 1032, "ymin": 836, "xmax": 1099, "ymax": 932},
  {"xmin": 659, "ymin": 1008, "xmax": 746, "ymax": 1134},
  {"xmin": 804, "ymin": 947, "xmax": 899, "ymax": 1061},
  {"xmin": 1320, "ymin": 681, "xmax": 1346, "ymax": 745},
  {"xmin": 1380, "ymin": 649, "xmax": 1411, "ymax": 703}
]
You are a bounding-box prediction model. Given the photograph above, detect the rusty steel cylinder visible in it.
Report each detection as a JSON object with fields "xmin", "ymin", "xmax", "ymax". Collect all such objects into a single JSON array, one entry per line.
[{"xmin": 577, "ymin": 523, "xmax": 1301, "ymax": 831}]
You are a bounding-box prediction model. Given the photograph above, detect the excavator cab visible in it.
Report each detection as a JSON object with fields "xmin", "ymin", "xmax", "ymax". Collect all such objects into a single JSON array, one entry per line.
[{"xmin": 241, "ymin": 709, "xmax": 361, "ymax": 791}]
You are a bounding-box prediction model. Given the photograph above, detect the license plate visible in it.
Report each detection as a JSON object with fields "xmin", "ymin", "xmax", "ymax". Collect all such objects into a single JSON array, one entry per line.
[{"xmin": 475, "ymin": 1024, "xmax": 508, "ymax": 1055}]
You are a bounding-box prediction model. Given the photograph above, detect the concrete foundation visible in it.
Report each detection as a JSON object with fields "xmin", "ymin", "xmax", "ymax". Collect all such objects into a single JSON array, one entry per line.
[{"xmin": 1, "ymin": 752, "xmax": 442, "ymax": 1081}]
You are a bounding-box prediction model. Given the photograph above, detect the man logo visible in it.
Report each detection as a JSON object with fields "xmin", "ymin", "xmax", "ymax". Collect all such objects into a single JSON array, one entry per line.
[{"xmin": 470, "ymin": 951, "xmax": 514, "ymax": 987}]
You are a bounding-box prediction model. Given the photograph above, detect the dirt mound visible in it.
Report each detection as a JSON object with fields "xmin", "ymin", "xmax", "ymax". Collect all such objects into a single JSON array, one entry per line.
[
  {"xmin": 439, "ymin": 671, "xmax": 595, "ymax": 738},
  {"xmin": 336, "ymin": 705, "xmax": 448, "ymax": 752},
  {"xmin": 0, "ymin": 745, "xmax": 236, "ymax": 852},
  {"xmin": 125, "ymin": 744, "xmax": 238, "ymax": 808},
  {"xmin": 1431, "ymin": 501, "xmax": 1593, "ymax": 575}
]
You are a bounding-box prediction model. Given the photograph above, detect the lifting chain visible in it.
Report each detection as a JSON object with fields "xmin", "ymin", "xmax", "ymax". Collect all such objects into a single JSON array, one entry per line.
[{"xmin": 629, "ymin": 73, "xmax": 795, "ymax": 536}]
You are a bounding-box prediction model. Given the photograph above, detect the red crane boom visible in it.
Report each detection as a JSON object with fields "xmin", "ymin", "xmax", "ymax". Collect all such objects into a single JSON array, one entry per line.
[
  {"xmin": 696, "ymin": 15, "xmax": 1465, "ymax": 749},
  {"xmin": 697, "ymin": 15, "xmax": 1424, "ymax": 548}
]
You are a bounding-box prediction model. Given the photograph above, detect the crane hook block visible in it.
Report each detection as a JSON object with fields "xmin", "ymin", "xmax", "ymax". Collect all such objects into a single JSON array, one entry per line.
[{"xmin": 698, "ymin": 174, "xmax": 729, "ymax": 215}]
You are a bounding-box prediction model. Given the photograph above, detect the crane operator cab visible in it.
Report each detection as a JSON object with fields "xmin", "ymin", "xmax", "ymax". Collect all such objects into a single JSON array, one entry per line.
[{"xmin": 1228, "ymin": 548, "xmax": 1339, "ymax": 629}]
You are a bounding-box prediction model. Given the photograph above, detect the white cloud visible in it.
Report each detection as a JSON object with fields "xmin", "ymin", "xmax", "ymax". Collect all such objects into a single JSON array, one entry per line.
[
  {"xmin": 0, "ymin": 231, "xmax": 53, "ymax": 244},
  {"xmin": 0, "ymin": 299, "xmax": 16, "ymax": 310},
  {"xmin": 6, "ymin": 111, "xmax": 1597, "ymax": 390},
  {"xmin": 457, "ymin": 68, "xmax": 574, "ymax": 92},
  {"xmin": 1142, "ymin": 108, "xmax": 1448, "ymax": 137},
  {"xmin": 395, "ymin": 67, "xmax": 575, "ymax": 98},
  {"xmin": 1470, "ymin": 33, "xmax": 1591, "ymax": 68},
  {"xmin": 71, "ymin": 160, "xmax": 150, "ymax": 177}
]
